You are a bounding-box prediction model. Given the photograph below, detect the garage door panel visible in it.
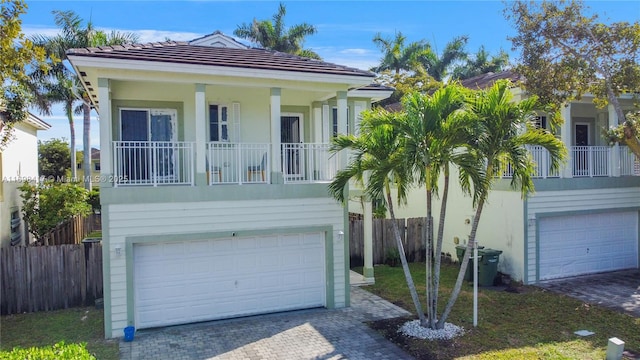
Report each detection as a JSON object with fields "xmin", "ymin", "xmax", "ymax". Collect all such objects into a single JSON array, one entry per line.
[
  {"xmin": 134, "ymin": 232, "xmax": 326, "ymax": 329},
  {"xmin": 539, "ymin": 212, "xmax": 638, "ymax": 280}
]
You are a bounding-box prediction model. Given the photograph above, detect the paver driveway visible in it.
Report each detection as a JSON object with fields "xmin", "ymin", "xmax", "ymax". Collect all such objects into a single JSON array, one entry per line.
[
  {"xmin": 537, "ymin": 269, "xmax": 640, "ymax": 317},
  {"xmin": 120, "ymin": 287, "xmax": 414, "ymax": 360}
]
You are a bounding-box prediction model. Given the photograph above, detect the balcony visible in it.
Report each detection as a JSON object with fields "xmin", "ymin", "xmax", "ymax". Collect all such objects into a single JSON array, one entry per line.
[
  {"xmin": 113, "ymin": 141, "xmax": 195, "ymax": 186},
  {"xmin": 503, "ymin": 146, "xmax": 639, "ymax": 178},
  {"xmin": 206, "ymin": 142, "xmax": 339, "ymax": 185},
  {"xmin": 112, "ymin": 141, "xmax": 339, "ymax": 186}
]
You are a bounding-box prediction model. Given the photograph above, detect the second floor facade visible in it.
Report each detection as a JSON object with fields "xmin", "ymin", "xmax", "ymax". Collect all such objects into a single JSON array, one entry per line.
[{"xmin": 67, "ymin": 33, "xmax": 392, "ymax": 205}]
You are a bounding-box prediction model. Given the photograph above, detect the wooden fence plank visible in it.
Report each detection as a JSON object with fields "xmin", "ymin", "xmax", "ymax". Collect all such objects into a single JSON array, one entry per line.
[
  {"xmin": 0, "ymin": 244, "xmax": 103, "ymax": 315},
  {"xmin": 348, "ymin": 217, "xmax": 427, "ymax": 266}
]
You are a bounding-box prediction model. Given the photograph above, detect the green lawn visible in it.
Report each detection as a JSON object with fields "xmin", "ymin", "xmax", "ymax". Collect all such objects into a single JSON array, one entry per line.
[
  {"xmin": 360, "ymin": 263, "xmax": 640, "ymax": 360},
  {"xmin": 0, "ymin": 307, "xmax": 118, "ymax": 360}
]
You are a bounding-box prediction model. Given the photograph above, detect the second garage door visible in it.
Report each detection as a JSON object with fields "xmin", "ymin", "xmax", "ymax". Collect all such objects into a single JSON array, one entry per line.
[
  {"xmin": 538, "ymin": 211, "xmax": 638, "ymax": 280},
  {"xmin": 133, "ymin": 232, "xmax": 326, "ymax": 329}
]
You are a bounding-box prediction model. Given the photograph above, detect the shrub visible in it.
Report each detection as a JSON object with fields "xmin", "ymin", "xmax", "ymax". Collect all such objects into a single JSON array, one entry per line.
[{"xmin": 0, "ymin": 341, "xmax": 95, "ymax": 360}]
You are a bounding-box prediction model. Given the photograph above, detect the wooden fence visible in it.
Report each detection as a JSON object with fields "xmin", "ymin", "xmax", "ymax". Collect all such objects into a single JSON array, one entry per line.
[
  {"xmin": 40, "ymin": 213, "xmax": 101, "ymax": 246},
  {"xmin": 0, "ymin": 243, "xmax": 103, "ymax": 315},
  {"xmin": 349, "ymin": 217, "xmax": 427, "ymax": 267}
]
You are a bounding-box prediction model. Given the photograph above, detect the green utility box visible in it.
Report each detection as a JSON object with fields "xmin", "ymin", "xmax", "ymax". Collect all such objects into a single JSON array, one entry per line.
[{"xmin": 455, "ymin": 245, "xmax": 502, "ymax": 286}]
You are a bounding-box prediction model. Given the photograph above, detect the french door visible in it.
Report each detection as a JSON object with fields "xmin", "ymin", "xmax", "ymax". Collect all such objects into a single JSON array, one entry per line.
[
  {"xmin": 281, "ymin": 114, "xmax": 303, "ymax": 180},
  {"xmin": 120, "ymin": 109, "xmax": 177, "ymax": 183}
]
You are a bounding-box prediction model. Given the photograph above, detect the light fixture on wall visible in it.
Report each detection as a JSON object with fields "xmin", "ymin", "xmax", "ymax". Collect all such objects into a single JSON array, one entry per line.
[
  {"xmin": 338, "ymin": 231, "xmax": 344, "ymax": 241},
  {"xmin": 115, "ymin": 245, "xmax": 122, "ymax": 256}
]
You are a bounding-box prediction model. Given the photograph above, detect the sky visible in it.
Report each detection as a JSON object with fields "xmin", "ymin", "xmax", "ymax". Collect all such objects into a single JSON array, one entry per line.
[{"xmin": 20, "ymin": 0, "xmax": 640, "ymax": 150}]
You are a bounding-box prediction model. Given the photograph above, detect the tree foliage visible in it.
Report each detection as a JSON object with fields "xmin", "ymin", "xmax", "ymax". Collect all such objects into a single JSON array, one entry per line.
[
  {"xmin": 451, "ymin": 46, "xmax": 510, "ymax": 80},
  {"xmin": 19, "ymin": 180, "xmax": 91, "ymax": 242},
  {"xmin": 505, "ymin": 0, "xmax": 640, "ymax": 157},
  {"xmin": 30, "ymin": 10, "xmax": 138, "ymax": 186},
  {"xmin": 234, "ymin": 3, "xmax": 320, "ymax": 59},
  {"xmin": 38, "ymin": 138, "xmax": 71, "ymax": 178},
  {"xmin": 0, "ymin": 0, "xmax": 48, "ymax": 147}
]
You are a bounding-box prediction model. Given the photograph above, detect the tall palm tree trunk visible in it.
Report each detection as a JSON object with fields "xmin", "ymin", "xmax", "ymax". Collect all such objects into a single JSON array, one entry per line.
[
  {"xmin": 66, "ymin": 102, "xmax": 77, "ymax": 179},
  {"xmin": 82, "ymin": 102, "xmax": 92, "ymax": 190},
  {"xmin": 438, "ymin": 196, "xmax": 485, "ymax": 329},
  {"xmin": 433, "ymin": 164, "xmax": 451, "ymax": 324},
  {"xmin": 386, "ymin": 183, "xmax": 427, "ymax": 326},
  {"xmin": 425, "ymin": 185, "xmax": 434, "ymax": 328}
]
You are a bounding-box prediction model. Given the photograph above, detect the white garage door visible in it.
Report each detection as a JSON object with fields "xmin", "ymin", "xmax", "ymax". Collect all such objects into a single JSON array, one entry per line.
[
  {"xmin": 134, "ymin": 232, "xmax": 326, "ymax": 329},
  {"xmin": 539, "ymin": 212, "xmax": 638, "ymax": 280}
]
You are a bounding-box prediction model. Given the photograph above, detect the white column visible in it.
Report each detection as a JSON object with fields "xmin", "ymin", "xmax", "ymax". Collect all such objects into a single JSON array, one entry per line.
[
  {"xmin": 337, "ymin": 91, "xmax": 348, "ymax": 168},
  {"xmin": 194, "ymin": 84, "xmax": 207, "ymax": 185},
  {"xmin": 313, "ymin": 104, "xmax": 322, "ymax": 143},
  {"xmin": 353, "ymin": 101, "xmax": 366, "ymax": 136},
  {"xmin": 609, "ymin": 104, "xmax": 621, "ymax": 177},
  {"xmin": 270, "ymin": 88, "xmax": 282, "ymax": 182},
  {"xmin": 560, "ymin": 103, "xmax": 573, "ymax": 178},
  {"xmin": 97, "ymin": 78, "xmax": 113, "ymax": 188},
  {"xmin": 363, "ymin": 198, "xmax": 374, "ymax": 281},
  {"xmin": 321, "ymin": 104, "xmax": 330, "ymax": 143}
]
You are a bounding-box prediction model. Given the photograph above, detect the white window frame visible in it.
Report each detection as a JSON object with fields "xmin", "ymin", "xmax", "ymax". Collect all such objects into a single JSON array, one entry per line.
[
  {"xmin": 533, "ymin": 115, "xmax": 547, "ymax": 130},
  {"xmin": 118, "ymin": 108, "xmax": 177, "ymax": 142},
  {"xmin": 208, "ymin": 104, "xmax": 230, "ymax": 142},
  {"xmin": 332, "ymin": 106, "xmax": 350, "ymax": 137}
]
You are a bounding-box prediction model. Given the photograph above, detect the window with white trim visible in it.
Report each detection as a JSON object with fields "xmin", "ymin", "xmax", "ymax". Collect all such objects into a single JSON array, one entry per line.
[
  {"xmin": 332, "ymin": 107, "xmax": 350, "ymax": 137},
  {"xmin": 533, "ymin": 116, "xmax": 547, "ymax": 130},
  {"xmin": 209, "ymin": 104, "xmax": 229, "ymax": 142}
]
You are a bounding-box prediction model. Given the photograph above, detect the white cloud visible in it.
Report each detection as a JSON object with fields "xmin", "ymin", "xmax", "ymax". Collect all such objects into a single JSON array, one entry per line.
[
  {"xmin": 22, "ymin": 26, "xmax": 60, "ymax": 38},
  {"xmin": 339, "ymin": 48, "xmax": 371, "ymax": 55},
  {"xmin": 22, "ymin": 25, "xmax": 204, "ymax": 44}
]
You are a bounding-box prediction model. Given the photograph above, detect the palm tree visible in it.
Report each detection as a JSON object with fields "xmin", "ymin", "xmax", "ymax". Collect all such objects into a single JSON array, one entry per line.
[
  {"xmin": 439, "ymin": 79, "xmax": 566, "ymax": 328},
  {"xmin": 234, "ymin": 3, "xmax": 321, "ymax": 59},
  {"xmin": 417, "ymin": 35, "xmax": 469, "ymax": 82},
  {"xmin": 371, "ymin": 31, "xmax": 427, "ymax": 75},
  {"xmin": 31, "ymin": 10, "xmax": 138, "ymax": 188},
  {"xmin": 329, "ymin": 109, "xmax": 427, "ymax": 326},
  {"xmin": 451, "ymin": 46, "xmax": 510, "ymax": 80},
  {"xmin": 387, "ymin": 85, "xmax": 481, "ymax": 329}
]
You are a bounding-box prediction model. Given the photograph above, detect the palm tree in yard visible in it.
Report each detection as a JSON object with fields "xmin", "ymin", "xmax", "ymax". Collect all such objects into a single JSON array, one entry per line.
[
  {"xmin": 30, "ymin": 10, "xmax": 138, "ymax": 188},
  {"xmin": 329, "ymin": 109, "xmax": 428, "ymax": 326},
  {"xmin": 371, "ymin": 31, "xmax": 427, "ymax": 75},
  {"xmin": 439, "ymin": 80, "xmax": 566, "ymax": 328},
  {"xmin": 396, "ymin": 85, "xmax": 482, "ymax": 329},
  {"xmin": 234, "ymin": 3, "xmax": 321, "ymax": 59}
]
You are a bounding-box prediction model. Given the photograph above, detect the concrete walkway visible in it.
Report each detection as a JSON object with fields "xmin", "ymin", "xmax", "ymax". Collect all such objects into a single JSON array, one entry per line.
[
  {"xmin": 537, "ymin": 269, "xmax": 640, "ymax": 317},
  {"xmin": 120, "ymin": 286, "xmax": 413, "ymax": 360}
]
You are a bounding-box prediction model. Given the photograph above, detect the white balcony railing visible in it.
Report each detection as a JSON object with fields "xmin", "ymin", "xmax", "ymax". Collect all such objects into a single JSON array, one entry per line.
[
  {"xmin": 113, "ymin": 141, "xmax": 195, "ymax": 186},
  {"xmin": 620, "ymin": 146, "xmax": 640, "ymax": 176},
  {"xmin": 207, "ymin": 143, "xmax": 270, "ymax": 184},
  {"xmin": 282, "ymin": 143, "xmax": 339, "ymax": 183},
  {"xmin": 572, "ymin": 146, "xmax": 610, "ymax": 177},
  {"xmin": 503, "ymin": 145, "xmax": 638, "ymax": 179}
]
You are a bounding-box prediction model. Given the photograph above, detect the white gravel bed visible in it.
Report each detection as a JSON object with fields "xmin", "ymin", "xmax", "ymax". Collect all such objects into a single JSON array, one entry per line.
[{"xmin": 398, "ymin": 320, "xmax": 464, "ymax": 340}]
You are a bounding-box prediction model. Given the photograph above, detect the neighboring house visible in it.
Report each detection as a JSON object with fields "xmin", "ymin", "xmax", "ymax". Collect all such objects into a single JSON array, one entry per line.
[
  {"xmin": 76, "ymin": 148, "xmax": 101, "ymax": 187},
  {"xmin": 67, "ymin": 32, "xmax": 392, "ymax": 338},
  {"xmin": 352, "ymin": 71, "xmax": 640, "ymax": 285},
  {"xmin": 0, "ymin": 113, "xmax": 51, "ymax": 247}
]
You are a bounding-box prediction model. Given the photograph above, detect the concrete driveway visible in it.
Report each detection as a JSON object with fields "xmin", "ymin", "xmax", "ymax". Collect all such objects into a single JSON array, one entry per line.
[
  {"xmin": 537, "ymin": 269, "xmax": 640, "ymax": 317},
  {"xmin": 120, "ymin": 286, "xmax": 414, "ymax": 360}
]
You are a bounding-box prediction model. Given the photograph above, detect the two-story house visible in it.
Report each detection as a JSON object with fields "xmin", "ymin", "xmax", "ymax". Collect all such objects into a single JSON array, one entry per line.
[
  {"xmin": 0, "ymin": 113, "xmax": 50, "ymax": 247},
  {"xmin": 67, "ymin": 32, "xmax": 391, "ymax": 338}
]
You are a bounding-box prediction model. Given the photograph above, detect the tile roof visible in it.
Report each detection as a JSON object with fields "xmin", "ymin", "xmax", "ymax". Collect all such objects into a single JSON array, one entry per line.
[
  {"xmin": 460, "ymin": 70, "xmax": 522, "ymax": 90},
  {"xmin": 67, "ymin": 41, "xmax": 375, "ymax": 78}
]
